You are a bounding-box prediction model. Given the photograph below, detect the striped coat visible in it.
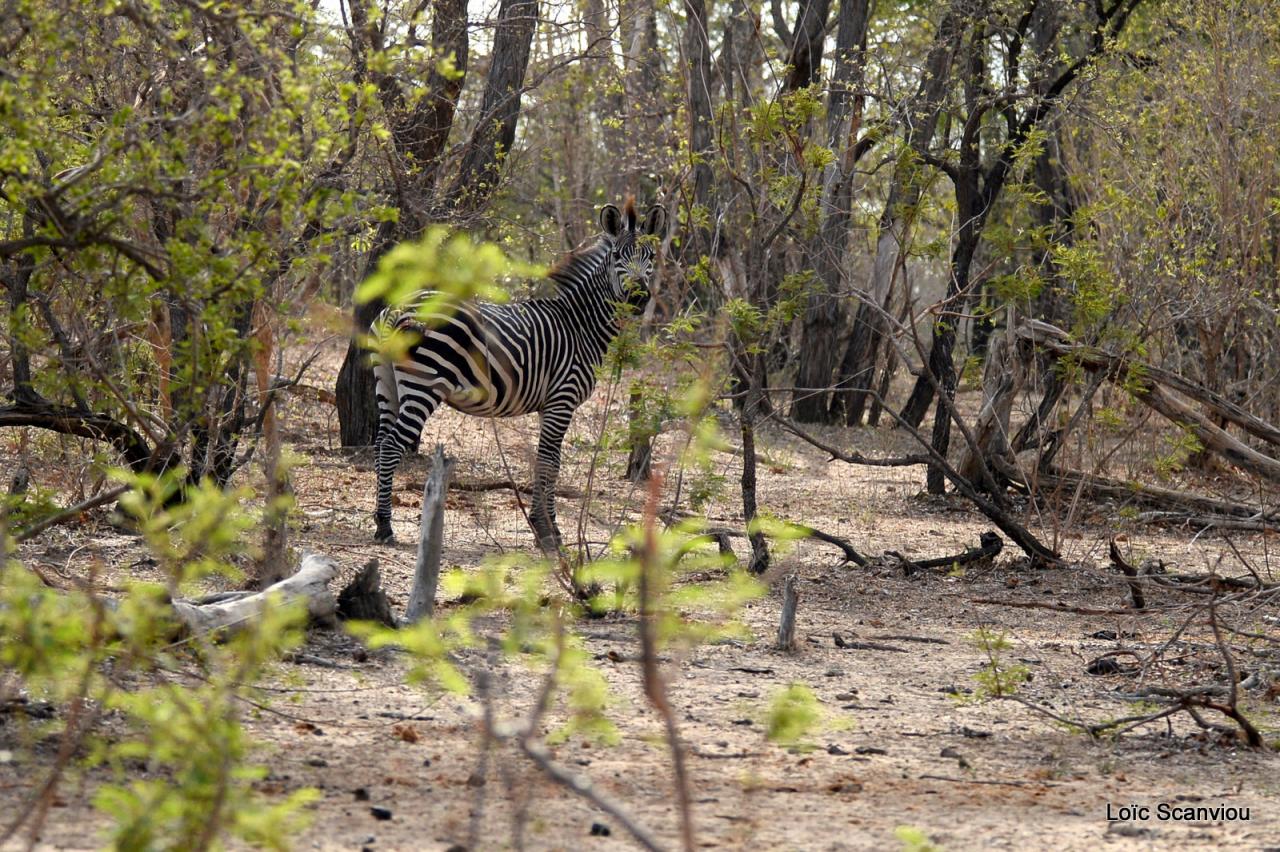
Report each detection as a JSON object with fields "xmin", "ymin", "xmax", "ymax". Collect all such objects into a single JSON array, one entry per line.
[{"xmin": 372, "ymin": 201, "xmax": 665, "ymax": 548}]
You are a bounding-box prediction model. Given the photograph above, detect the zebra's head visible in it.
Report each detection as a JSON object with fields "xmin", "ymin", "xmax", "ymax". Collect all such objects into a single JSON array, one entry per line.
[{"xmin": 599, "ymin": 199, "xmax": 665, "ymax": 310}]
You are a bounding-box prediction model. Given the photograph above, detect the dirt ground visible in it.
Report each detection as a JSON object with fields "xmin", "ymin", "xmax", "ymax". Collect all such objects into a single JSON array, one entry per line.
[{"xmin": 3, "ymin": 335, "xmax": 1279, "ymax": 851}]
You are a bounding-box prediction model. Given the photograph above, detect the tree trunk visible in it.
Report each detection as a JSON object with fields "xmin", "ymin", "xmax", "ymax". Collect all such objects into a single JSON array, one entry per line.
[
  {"xmin": 830, "ymin": 7, "xmax": 962, "ymax": 426},
  {"xmin": 449, "ymin": 0, "xmax": 539, "ymax": 212},
  {"xmin": 791, "ymin": 0, "xmax": 872, "ymax": 423},
  {"xmin": 957, "ymin": 319, "xmax": 1024, "ymax": 487},
  {"xmin": 624, "ymin": 384, "xmax": 654, "ymax": 482},
  {"xmin": 681, "ymin": 0, "xmax": 717, "ymax": 305}
]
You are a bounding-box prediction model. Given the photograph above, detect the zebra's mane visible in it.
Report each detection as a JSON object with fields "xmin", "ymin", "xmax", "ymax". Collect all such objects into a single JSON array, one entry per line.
[{"xmin": 545, "ymin": 237, "xmax": 612, "ymax": 295}]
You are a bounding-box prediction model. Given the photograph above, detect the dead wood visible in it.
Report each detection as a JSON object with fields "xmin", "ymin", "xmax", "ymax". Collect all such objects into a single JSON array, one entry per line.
[
  {"xmin": 1134, "ymin": 512, "xmax": 1277, "ymax": 532},
  {"xmin": 775, "ymin": 413, "xmax": 1063, "ymax": 567},
  {"xmin": 887, "ymin": 531, "xmax": 1003, "ymax": 575},
  {"xmin": 170, "ymin": 552, "xmax": 338, "ymax": 638},
  {"xmin": 776, "ymin": 575, "xmax": 799, "ymax": 652},
  {"xmin": 1032, "ymin": 466, "xmax": 1276, "ymax": 522},
  {"xmin": 871, "ymin": 634, "xmax": 949, "ymax": 645},
  {"xmin": 803, "ymin": 526, "xmax": 869, "ymax": 566},
  {"xmin": 337, "ymin": 559, "xmax": 396, "ymax": 626},
  {"xmin": 406, "ymin": 477, "xmax": 583, "ymax": 499},
  {"xmin": 1017, "ymin": 322, "xmax": 1280, "ymax": 479},
  {"xmin": 1108, "ymin": 539, "xmax": 1146, "ymax": 609},
  {"xmin": 406, "ymin": 445, "xmax": 455, "ymax": 622},
  {"xmin": 957, "ymin": 328, "xmax": 1024, "ymax": 486},
  {"xmin": 969, "ymin": 597, "xmax": 1161, "ymax": 616},
  {"xmin": 832, "ymin": 633, "xmax": 907, "ymax": 652}
]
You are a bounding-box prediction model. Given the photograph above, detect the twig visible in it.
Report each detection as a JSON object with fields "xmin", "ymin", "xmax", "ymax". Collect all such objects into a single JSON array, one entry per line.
[
  {"xmin": 637, "ymin": 467, "xmax": 695, "ymax": 851},
  {"xmin": 918, "ymin": 774, "xmax": 1053, "ymax": 788},
  {"xmin": 511, "ymin": 738, "xmax": 667, "ymax": 852},
  {"xmin": 889, "ymin": 531, "xmax": 1003, "ymax": 575},
  {"xmin": 969, "ymin": 597, "xmax": 1164, "ymax": 616}
]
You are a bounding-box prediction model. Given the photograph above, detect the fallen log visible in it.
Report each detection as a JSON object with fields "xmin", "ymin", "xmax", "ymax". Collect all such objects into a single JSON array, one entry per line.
[
  {"xmin": 1016, "ymin": 323, "xmax": 1280, "ymax": 477},
  {"xmin": 1032, "ymin": 467, "xmax": 1277, "ymax": 523},
  {"xmin": 886, "ymin": 531, "xmax": 1003, "ymax": 576},
  {"xmin": 337, "ymin": 559, "xmax": 396, "ymax": 626},
  {"xmin": 170, "ymin": 552, "xmax": 338, "ymax": 638}
]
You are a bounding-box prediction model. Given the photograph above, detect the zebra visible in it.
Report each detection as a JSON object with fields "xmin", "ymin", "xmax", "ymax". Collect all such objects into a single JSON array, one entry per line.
[{"xmin": 371, "ymin": 199, "xmax": 666, "ymax": 549}]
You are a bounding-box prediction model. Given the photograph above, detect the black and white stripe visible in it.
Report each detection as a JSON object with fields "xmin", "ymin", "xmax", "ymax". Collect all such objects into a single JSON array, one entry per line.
[{"xmin": 372, "ymin": 201, "xmax": 666, "ymax": 548}]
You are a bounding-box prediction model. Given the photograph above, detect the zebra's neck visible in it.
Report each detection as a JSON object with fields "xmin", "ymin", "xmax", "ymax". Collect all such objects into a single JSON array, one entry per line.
[{"xmin": 547, "ymin": 239, "xmax": 623, "ymax": 335}]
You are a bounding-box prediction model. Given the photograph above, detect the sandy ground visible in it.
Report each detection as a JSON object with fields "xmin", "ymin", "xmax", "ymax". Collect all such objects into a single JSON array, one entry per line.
[{"xmin": 3, "ymin": 336, "xmax": 1279, "ymax": 851}]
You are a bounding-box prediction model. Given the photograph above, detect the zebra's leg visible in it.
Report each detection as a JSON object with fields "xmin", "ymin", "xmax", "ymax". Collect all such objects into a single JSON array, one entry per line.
[
  {"xmin": 530, "ymin": 403, "xmax": 574, "ymax": 553},
  {"xmin": 374, "ymin": 381, "xmax": 442, "ymax": 543},
  {"xmin": 373, "ymin": 356, "xmax": 400, "ymax": 450}
]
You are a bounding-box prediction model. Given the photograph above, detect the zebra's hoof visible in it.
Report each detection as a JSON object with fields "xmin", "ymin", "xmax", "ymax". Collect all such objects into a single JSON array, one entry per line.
[{"xmin": 374, "ymin": 522, "xmax": 395, "ymax": 544}]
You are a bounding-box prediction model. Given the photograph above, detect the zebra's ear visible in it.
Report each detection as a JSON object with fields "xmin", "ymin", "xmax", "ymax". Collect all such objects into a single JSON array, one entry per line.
[
  {"xmin": 643, "ymin": 205, "xmax": 666, "ymax": 237},
  {"xmin": 600, "ymin": 204, "xmax": 622, "ymax": 238}
]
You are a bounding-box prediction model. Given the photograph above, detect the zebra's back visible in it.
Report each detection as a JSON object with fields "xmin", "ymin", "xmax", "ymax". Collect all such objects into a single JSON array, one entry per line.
[{"xmin": 382, "ymin": 292, "xmax": 597, "ymax": 419}]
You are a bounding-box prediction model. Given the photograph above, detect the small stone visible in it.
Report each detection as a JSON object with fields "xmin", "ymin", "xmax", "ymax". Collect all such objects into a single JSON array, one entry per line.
[
  {"xmin": 590, "ymin": 822, "xmax": 611, "ymax": 837},
  {"xmin": 353, "ymin": 787, "xmax": 370, "ymax": 801},
  {"xmin": 370, "ymin": 806, "xmax": 393, "ymax": 821},
  {"xmin": 305, "ymin": 757, "xmax": 328, "ymax": 768}
]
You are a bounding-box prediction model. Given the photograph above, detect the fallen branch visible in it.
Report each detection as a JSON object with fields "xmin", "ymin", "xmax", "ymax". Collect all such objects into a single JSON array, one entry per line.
[
  {"xmin": 406, "ymin": 478, "xmax": 584, "ymax": 500},
  {"xmin": 969, "ymin": 597, "xmax": 1161, "ymax": 616},
  {"xmin": 170, "ymin": 552, "xmax": 338, "ymax": 638},
  {"xmin": 833, "ymin": 633, "xmax": 907, "ymax": 652},
  {"xmin": 1018, "ymin": 324, "xmax": 1280, "ymax": 482},
  {"xmin": 803, "ymin": 527, "xmax": 869, "ymax": 566},
  {"xmin": 0, "ymin": 402, "xmax": 158, "ymax": 473},
  {"xmin": 1018, "ymin": 321, "xmax": 1280, "ymax": 450},
  {"xmin": 1032, "ymin": 467, "xmax": 1275, "ymax": 522},
  {"xmin": 887, "ymin": 531, "xmax": 1003, "ymax": 575},
  {"xmin": 337, "ymin": 559, "xmax": 396, "ymax": 626},
  {"xmin": 771, "ymin": 411, "xmax": 1062, "ymax": 567}
]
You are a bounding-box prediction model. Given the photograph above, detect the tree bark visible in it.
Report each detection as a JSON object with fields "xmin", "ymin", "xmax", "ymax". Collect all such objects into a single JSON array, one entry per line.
[
  {"xmin": 335, "ymin": 0, "xmax": 475, "ymax": 447},
  {"xmin": 791, "ymin": 0, "xmax": 872, "ymax": 423},
  {"xmin": 681, "ymin": 0, "xmax": 717, "ymax": 299},
  {"xmin": 775, "ymin": 574, "xmax": 798, "ymax": 651},
  {"xmin": 782, "ymin": 0, "xmax": 831, "ymax": 93},
  {"xmin": 449, "ymin": 0, "xmax": 539, "ymax": 212}
]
